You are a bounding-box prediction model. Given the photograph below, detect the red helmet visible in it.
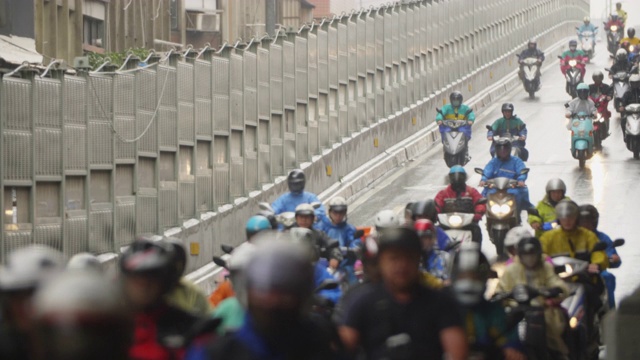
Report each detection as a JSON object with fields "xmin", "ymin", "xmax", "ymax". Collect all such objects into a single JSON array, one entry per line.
[{"xmin": 413, "ymin": 219, "xmax": 436, "ymax": 238}]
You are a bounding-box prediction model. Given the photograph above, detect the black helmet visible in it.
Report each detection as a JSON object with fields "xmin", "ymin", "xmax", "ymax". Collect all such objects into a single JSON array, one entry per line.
[
  {"xmin": 377, "ymin": 226, "xmax": 422, "ymax": 255},
  {"xmin": 451, "ymin": 244, "xmax": 491, "ymax": 281},
  {"xmin": 287, "ymin": 169, "xmax": 306, "ymax": 194},
  {"xmin": 501, "ymin": 103, "xmax": 515, "ymax": 113},
  {"xmin": 411, "ymin": 200, "xmax": 438, "ymax": 222},
  {"xmin": 628, "ymin": 28, "xmax": 636, "ymax": 38},
  {"xmin": 578, "ymin": 204, "xmax": 600, "ymax": 228},
  {"xmin": 119, "ymin": 237, "xmax": 174, "ymax": 276},
  {"xmin": 450, "ymin": 91, "xmax": 463, "ymax": 107},
  {"xmin": 164, "ymin": 237, "xmax": 187, "ymax": 282},
  {"xmin": 592, "ymin": 71, "xmax": 604, "ymax": 83},
  {"xmin": 569, "ymin": 40, "xmax": 578, "ymax": 49},
  {"xmin": 517, "ymin": 237, "xmax": 542, "ymax": 256}
]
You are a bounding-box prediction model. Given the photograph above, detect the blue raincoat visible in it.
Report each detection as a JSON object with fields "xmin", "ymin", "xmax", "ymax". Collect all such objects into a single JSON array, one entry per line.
[
  {"xmin": 481, "ymin": 156, "xmax": 531, "ymax": 211},
  {"xmin": 271, "ymin": 191, "xmax": 327, "ymax": 222}
]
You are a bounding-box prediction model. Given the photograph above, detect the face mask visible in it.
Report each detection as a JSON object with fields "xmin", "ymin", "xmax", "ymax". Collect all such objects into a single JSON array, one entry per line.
[{"xmin": 453, "ymin": 279, "xmax": 485, "ymax": 306}]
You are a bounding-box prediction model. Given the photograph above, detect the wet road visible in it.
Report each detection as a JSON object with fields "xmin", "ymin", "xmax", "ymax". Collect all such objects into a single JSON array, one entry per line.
[{"xmin": 348, "ymin": 41, "xmax": 640, "ymax": 303}]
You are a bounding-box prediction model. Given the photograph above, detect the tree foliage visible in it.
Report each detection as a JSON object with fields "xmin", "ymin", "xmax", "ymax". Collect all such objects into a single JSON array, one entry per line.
[{"xmin": 87, "ymin": 48, "xmax": 152, "ymax": 70}]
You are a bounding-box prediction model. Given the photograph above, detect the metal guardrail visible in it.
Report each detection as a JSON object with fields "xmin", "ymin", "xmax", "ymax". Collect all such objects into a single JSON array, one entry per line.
[{"xmin": 0, "ymin": 0, "xmax": 589, "ymax": 262}]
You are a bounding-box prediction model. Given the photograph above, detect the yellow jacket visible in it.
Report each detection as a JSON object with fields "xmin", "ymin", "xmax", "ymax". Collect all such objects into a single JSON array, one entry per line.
[
  {"xmin": 539, "ymin": 227, "xmax": 609, "ymax": 269},
  {"xmin": 497, "ymin": 256, "xmax": 569, "ymax": 306},
  {"xmin": 617, "ymin": 9, "xmax": 628, "ymax": 24},
  {"xmin": 165, "ymin": 278, "xmax": 212, "ymax": 316},
  {"xmin": 620, "ymin": 37, "xmax": 640, "ymax": 46}
]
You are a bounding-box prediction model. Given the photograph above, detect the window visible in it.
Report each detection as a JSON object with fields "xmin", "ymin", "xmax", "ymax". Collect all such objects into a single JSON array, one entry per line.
[{"xmin": 83, "ymin": 16, "xmax": 104, "ymax": 47}]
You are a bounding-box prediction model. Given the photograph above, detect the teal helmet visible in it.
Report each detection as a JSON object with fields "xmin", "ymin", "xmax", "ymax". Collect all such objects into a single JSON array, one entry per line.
[
  {"xmin": 577, "ymin": 83, "xmax": 589, "ymax": 100},
  {"xmin": 246, "ymin": 215, "xmax": 272, "ymax": 240},
  {"xmin": 577, "ymin": 83, "xmax": 589, "ymax": 91},
  {"xmin": 449, "ymin": 165, "xmax": 467, "ymax": 187}
]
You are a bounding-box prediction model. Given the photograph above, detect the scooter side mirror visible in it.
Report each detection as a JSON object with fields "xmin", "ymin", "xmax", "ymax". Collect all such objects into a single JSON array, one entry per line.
[
  {"xmin": 476, "ymin": 197, "xmax": 488, "ymax": 205},
  {"xmin": 595, "ymin": 26, "xmax": 599, "ymax": 30},
  {"xmin": 519, "ymin": 168, "xmax": 530, "ymax": 175},
  {"xmin": 557, "ymin": 55, "xmax": 563, "ymax": 59},
  {"xmin": 310, "ymin": 201, "xmax": 321, "ymax": 209},
  {"xmin": 604, "ymin": 68, "xmax": 611, "ymax": 72},
  {"xmin": 485, "ymin": 125, "xmax": 493, "ymax": 131},
  {"xmin": 474, "ymin": 168, "xmax": 484, "ymax": 175},
  {"xmin": 527, "ymin": 207, "xmax": 540, "ymax": 217},
  {"xmin": 212, "ymin": 256, "xmax": 228, "ymax": 269},
  {"xmin": 220, "ymin": 244, "xmax": 235, "ymax": 254},
  {"xmin": 354, "ymin": 229, "xmax": 365, "ymax": 239},
  {"xmin": 575, "ymin": 27, "xmax": 580, "ymax": 30},
  {"xmin": 592, "ymin": 242, "xmax": 608, "ymax": 252},
  {"xmin": 488, "ymin": 270, "xmax": 499, "ymax": 279},
  {"xmin": 613, "ymin": 239, "xmax": 625, "ymax": 247},
  {"xmin": 564, "ymin": 103, "xmax": 570, "ymax": 108},
  {"xmin": 258, "ymin": 202, "xmax": 274, "ymax": 213}
]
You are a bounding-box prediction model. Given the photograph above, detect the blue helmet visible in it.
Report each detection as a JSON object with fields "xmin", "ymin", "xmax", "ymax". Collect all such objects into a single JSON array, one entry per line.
[
  {"xmin": 246, "ymin": 215, "xmax": 271, "ymax": 240},
  {"xmin": 449, "ymin": 165, "xmax": 466, "ymax": 174},
  {"xmin": 449, "ymin": 165, "xmax": 467, "ymax": 187}
]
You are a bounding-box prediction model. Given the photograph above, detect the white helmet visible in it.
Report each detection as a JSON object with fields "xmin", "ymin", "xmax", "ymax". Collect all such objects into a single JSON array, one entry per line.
[
  {"xmin": 583, "ymin": 16, "xmax": 590, "ymax": 23},
  {"xmin": 0, "ymin": 245, "xmax": 64, "ymax": 292},
  {"xmin": 227, "ymin": 243, "xmax": 257, "ymax": 272},
  {"xmin": 616, "ymin": 48, "xmax": 628, "ymax": 59},
  {"xmin": 67, "ymin": 253, "xmax": 102, "ymax": 273},
  {"xmin": 374, "ymin": 209, "xmax": 400, "ymax": 230},
  {"xmin": 504, "ymin": 226, "xmax": 533, "ymax": 248},
  {"xmin": 327, "ymin": 196, "xmax": 348, "ymax": 214}
]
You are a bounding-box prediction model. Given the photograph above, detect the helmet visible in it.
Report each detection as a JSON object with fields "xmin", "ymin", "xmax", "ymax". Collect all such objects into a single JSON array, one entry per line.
[
  {"xmin": 288, "ymin": 227, "xmax": 319, "ymax": 262},
  {"xmin": 611, "ymin": 14, "xmax": 619, "ymax": 21},
  {"xmin": 616, "ymin": 2, "xmax": 622, "ymax": 8},
  {"xmin": 32, "ymin": 271, "xmax": 132, "ymax": 360},
  {"xmin": 246, "ymin": 215, "xmax": 272, "ymax": 239},
  {"xmin": 545, "ymin": 178, "xmax": 566, "ymax": 198},
  {"xmin": 577, "ymin": 83, "xmax": 589, "ymax": 100},
  {"xmin": 295, "ymin": 203, "xmax": 316, "ymax": 217},
  {"xmin": 583, "ymin": 16, "xmax": 590, "ymax": 24},
  {"xmin": 256, "ymin": 210, "xmax": 278, "ymax": 229},
  {"xmin": 501, "ymin": 103, "xmax": 515, "ymax": 113},
  {"xmin": 630, "ymin": 74, "xmax": 640, "ymax": 90},
  {"xmin": 592, "ymin": 71, "xmax": 604, "ymax": 83},
  {"xmin": 527, "ymin": 39, "xmax": 537, "ymax": 49},
  {"xmin": 245, "ymin": 239, "xmax": 314, "ymax": 297},
  {"xmin": 0, "ymin": 245, "xmax": 64, "ymax": 292},
  {"xmin": 413, "ymin": 219, "xmax": 435, "ymax": 238},
  {"xmin": 119, "ymin": 238, "xmax": 173, "ymax": 276},
  {"xmin": 555, "ymin": 200, "xmax": 579, "ymax": 220},
  {"xmin": 411, "ymin": 200, "xmax": 438, "ymax": 222},
  {"xmin": 287, "ymin": 169, "xmax": 306, "ymax": 194},
  {"xmin": 628, "ymin": 28, "xmax": 636, "ymax": 38},
  {"xmin": 328, "ymin": 196, "xmax": 348, "ymax": 214},
  {"xmin": 164, "ymin": 237, "xmax": 187, "ymax": 282},
  {"xmin": 569, "ymin": 40, "xmax": 578, "ymax": 48},
  {"xmin": 450, "ymin": 91, "xmax": 463, "ymax": 107},
  {"xmin": 451, "ymin": 243, "xmax": 491, "ymax": 306},
  {"xmin": 374, "ymin": 209, "xmax": 400, "ymax": 230},
  {"xmin": 517, "ymin": 237, "xmax": 543, "ymax": 269},
  {"xmin": 616, "ymin": 48, "xmax": 628, "ymax": 61},
  {"xmin": 578, "ymin": 204, "xmax": 600, "ymax": 228},
  {"xmin": 504, "ymin": 226, "xmax": 532, "ymax": 248},
  {"xmin": 449, "ymin": 165, "xmax": 467, "ymax": 188},
  {"xmin": 494, "ymin": 137, "xmax": 512, "ymax": 159},
  {"xmin": 67, "ymin": 253, "xmax": 102, "ymax": 273},
  {"xmin": 377, "ymin": 226, "xmax": 422, "ymax": 254},
  {"xmin": 226, "ymin": 242, "xmax": 257, "ymax": 307}
]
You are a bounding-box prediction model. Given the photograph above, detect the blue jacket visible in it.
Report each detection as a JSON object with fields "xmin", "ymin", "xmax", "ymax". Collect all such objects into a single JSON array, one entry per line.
[
  {"xmin": 481, "ymin": 156, "xmax": 528, "ymax": 182},
  {"xmin": 595, "ymin": 230, "xmax": 621, "ymax": 268},
  {"xmin": 315, "ymin": 263, "xmax": 342, "ymax": 304},
  {"xmin": 577, "ymin": 24, "xmax": 598, "ymax": 35},
  {"xmin": 315, "ymin": 217, "xmax": 359, "ymax": 249},
  {"xmin": 436, "ymin": 226, "xmax": 451, "ymax": 250},
  {"xmin": 271, "ymin": 191, "xmax": 327, "ymax": 222},
  {"xmin": 422, "ymin": 250, "xmax": 449, "ymax": 280}
]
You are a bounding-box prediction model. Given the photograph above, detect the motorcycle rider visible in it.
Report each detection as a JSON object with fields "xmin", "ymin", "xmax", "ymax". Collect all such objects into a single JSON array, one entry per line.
[
  {"xmin": 0, "ymin": 246, "xmax": 65, "ymax": 360},
  {"xmin": 577, "ymin": 17, "xmax": 598, "ymax": 44},
  {"xmin": 620, "ymin": 28, "xmax": 640, "ymax": 47},
  {"xmin": 415, "ymin": 219, "xmax": 449, "ymax": 282},
  {"xmin": 271, "ymin": 169, "xmax": 327, "ymax": 222},
  {"xmin": 503, "ymin": 226, "xmax": 533, "ymax": 264},
  {"xmin": 436, "ymin": 91, "xmax": 476, "ymax": 162},
  {"xmin": 619, "ymin": 73, "xmax": 640, "ymax": 139},
  {"xmin": 339, "ymin": 226, "xmax": 468, "ymax": 360},
  {"xmin": 529, "ymin": 178, "xmax": 570, "ymax": 237},
  {"xmin": 604, "ymin": 13, "xmax": 624, "ymax": 33},
  {"xmin": 411, "ymin": 199, "xmax": 451, "ymax": 250},
  {"xmin": 487, "ymin": 103, "xmax": 529, "ymax": 161},
  {"xmin": 294, "ymin": 203, "xmax": 343, "ymax": 268},
  {"xmin": 451, "ymin": 243, "xmax": 525, "ymax": 360},
  {"xmin": 434, "ymin": 166, "xmax": 486, "ymax": 244},
  {"xmin": 565, "ymin": 83, "xmax": 597, "ymax": 123},
  {"xmin": 478, "ymin": 138, "xmax": 531, "ymax": 214},
  {"xmin": 578, "ymin": 204, "xmax": 622, "ymax": 309},
  {"xmin": 164, "ymin": 237, "xmax": 211, "ymax": 316},
  {"xmin": 616, "ymin": 2, "xmax": 628, "ymax": 30},
  {"xmin": 611, "ymin": 48, "xmax": 633, "ymax": 74},
  {"xmin": 560, "ymin": 40, "xmax": 588, "ymax": 79},
  {"xmin": 589, "ymin": 71, "xmax": 613, "ymax": 134},
  {"xmin": 496, "ymin": 237, "xmax": 570, "ymax": 359},
  {"xmin": 517, "ymin": 39, "xmax": 545, "ymax": 85}
]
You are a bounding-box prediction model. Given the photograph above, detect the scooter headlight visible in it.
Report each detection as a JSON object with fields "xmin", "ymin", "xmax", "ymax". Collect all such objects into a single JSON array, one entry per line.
[
  {"xmin": 513, "ymin": 285, "xmax": 529, "ymax": 303},
  {"xmin": 570, "ymin": 317, "xmax": 578, "ymax": 329},
  {"xmin": 631, "ymin": 45, "xmax": 636, "ymax": 52},
  {"xmin": 569, "ymin": 59, "xmax": 577, "ymax": 67},
  {"xmin": 448, "ymin": 215, "xmax": 463, "ymax": 228},
  {"xmin": 611, "ymin": 25, "xmax": 618, "ymax": 32}
]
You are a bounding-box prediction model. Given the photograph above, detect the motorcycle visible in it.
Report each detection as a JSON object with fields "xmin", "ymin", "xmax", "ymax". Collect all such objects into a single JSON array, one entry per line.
[
  {"xmin": 624, "ymin": 104, "xmax": 640, "ymax": 159},
  {"xmin": 553, "ymin": 239, "xmax": 625, "ymax": 360},
  {"xmin": 519, "ymin": 56, "xmax": 542, "ymax": 98},
  {"xmin": 436, "ymin": 108, "xmax": 473, "ymax": 168},
  {"xmin": 559, "ymin": 56, "xmax": 585, "ymax": 98},
  {"xmin": 606, "ymin": 68, "xmax": 630, "ymax": 113},
  {"xmin": 578, "ymin": 28, "xmax": 597, "ymax": 60},
  {"xmin": 438, "ymin": 212, "xmax": 476, "ymax": 245},
  {"xmin": 589, "ymin": 94, "xmax": 611, "ymax": 150},
  {"xmin": 474, "ymin": 168, "xmax": 529, "ymax": 259},
  {"xmin": 493, "ymin": 284, "xmax": 560, "ymax": 360},
  {"xmin": 567, "ymin": 111, "xmax": 595, "ymax": 169},
  {"xmin": 258, "ymin": 201, "xmax": 321, "ymax": 229},
  {"xmin": 606, "ymin": 25, "xmax": 623, "ymax": 55},
  {"xmin": 486, "ymin": 125, "xmax": 526, "ymax": 161}
]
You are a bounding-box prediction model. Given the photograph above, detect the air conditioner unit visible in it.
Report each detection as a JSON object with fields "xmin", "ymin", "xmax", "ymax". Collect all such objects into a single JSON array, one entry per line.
[{"xmin": 186, "ymin": 13, "xmax": 220, "ymax": 32}]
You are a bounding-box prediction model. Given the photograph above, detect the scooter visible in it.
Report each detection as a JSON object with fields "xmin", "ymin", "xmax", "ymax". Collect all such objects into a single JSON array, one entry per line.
[
  {"xmin": 438, "ymin": 212, "xmax": 476, "ymax": 245},
  {"xmin": 624, "ymin": 104, "xmax": 640, "ymax": 159},
  {"xmin": 486, "ymin": 125, "xmax": 526, "ymax": 161},
  {"xmin": 519, "ymin": 56, "xmax": 542, "ymax": 98},
  {"xmin": 474, "ymin": 168, "xmax": 529, "ymax": 259},
  {"xmin": 553, "ymin": 239, "xmax": 625, "ymax": 360},
  {"xmin": 436, "ymin": 108, "xmax": 473, "ymax": 168},
  {"xmin": 559, "ymin": 56, "xmax": 585, "ymax": 98},
  {"xmin": 577, "ymin": 28, "xmax": 597, "ymax": 60},
  {"xmin": 606, "ymin": 25, "xmax": 623, "ymax": 55},
  {"xmin": 493, "ymin": 284, "xmax": 560, "ymax": 360},
  {"xmin": 589, "ymin": 94, "xmax": 611, "ymax": 150},
  {"xmin": 567, "ymin": 111, "xmax": 595, "ymax": 169},
  {"xmin": 606, "ymin": 68, "xmax": 630, "ymax": 113},
  {"xmin": 258, "ymin": 201, "xmax": 321, "ymax": 230}
]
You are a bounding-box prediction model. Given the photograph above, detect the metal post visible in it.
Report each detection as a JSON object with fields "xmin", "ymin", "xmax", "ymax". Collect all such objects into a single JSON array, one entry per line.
[{"xmin": 266, "ymin": 0, "xmax": 277, "ymax": 37}]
